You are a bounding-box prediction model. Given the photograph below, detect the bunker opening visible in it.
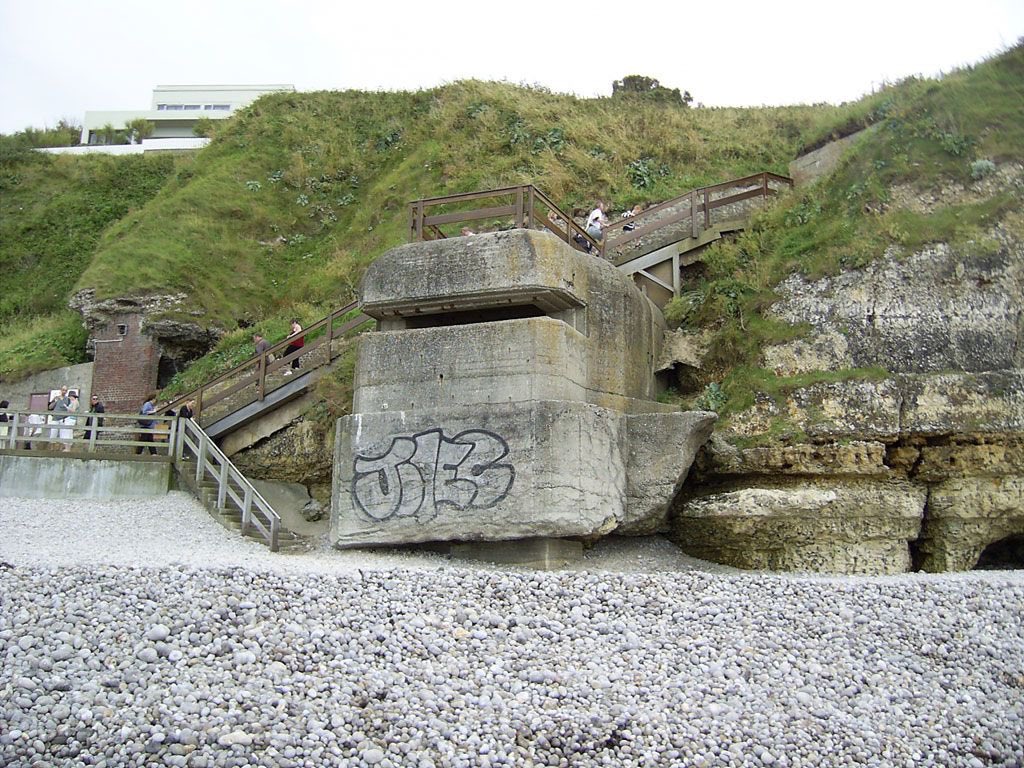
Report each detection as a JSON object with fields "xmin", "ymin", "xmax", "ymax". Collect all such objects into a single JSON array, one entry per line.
[{"xmin": 403, "ymin": 304, "xmax": 546, "ymax": 330}]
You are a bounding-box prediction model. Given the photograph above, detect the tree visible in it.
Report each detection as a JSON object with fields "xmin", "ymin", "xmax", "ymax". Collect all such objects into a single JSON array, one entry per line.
[
  {"xmin": 125, "ymin": 118, "xmax": 154, "ymax": 144},
  {"xmin": 192, "ymin": 117, "xmax": 216, "ymax": 138},
  {"xmin": 98, "ymin": 123, "xmax": 123, "ymax": 145},
  {"xmin": 612, "ymin": 75, "xmax": 692, "ymax": 107},
  {"xmin": 0, "ymin": 119, "xmax": 81, "ymax": 150}
]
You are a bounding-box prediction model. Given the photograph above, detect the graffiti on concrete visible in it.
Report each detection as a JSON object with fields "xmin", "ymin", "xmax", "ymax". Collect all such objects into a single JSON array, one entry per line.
[{"xmin": 352, "ymin": 428, "xmax": 515, "ymax": 522}]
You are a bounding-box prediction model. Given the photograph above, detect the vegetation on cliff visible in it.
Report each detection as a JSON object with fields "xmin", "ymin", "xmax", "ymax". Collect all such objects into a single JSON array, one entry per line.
[
  {"xmin": 1, "ymin": 42, "xmax": 1021, "ymax": 417},
  {"xmin": 664, "ymin": 42, "xmax": 1023, "ymax": 417}
]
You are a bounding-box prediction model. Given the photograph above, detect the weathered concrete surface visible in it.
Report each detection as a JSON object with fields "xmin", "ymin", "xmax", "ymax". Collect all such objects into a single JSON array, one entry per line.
[
  {"xmin": 332, "ymin": 402, "xmax": 626, "ymax": 547},
  {"xmin": 0, "ymin": 454, "xmax": 171, "ymax": 498},
  {"xmin": 0, "ymin": 362, "xmax": 94, "ymax": 407},
  {"xmin": 672, "ymin": 479, "xmax": 926, "ymax": 574},
  {"xmin": 332, "ymin": 230, "xmax": 713, "ymax": 548},
  {"xmin": 621, "ymin": 411, "xmax": 716, "ymax": 534},
  {"xmin": 358, "ymin": 229, "xmax": 670, "ymax": 410}
]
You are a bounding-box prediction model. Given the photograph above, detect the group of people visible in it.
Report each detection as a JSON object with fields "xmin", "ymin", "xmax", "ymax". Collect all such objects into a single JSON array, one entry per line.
[
  {"xmin": 253, "ymin": 319, "xmax": 304, "ymax": 376},
  {"xmin": 1, "ymin": 386, "xmax": 107, "ymax": 451},
  {"xmin": 0, "ymin": 386, "xmax": 200, "ymax": 455}
]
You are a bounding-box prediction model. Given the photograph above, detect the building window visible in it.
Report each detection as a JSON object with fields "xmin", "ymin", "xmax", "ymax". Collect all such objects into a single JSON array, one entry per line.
[
  {"xmin": 182, "ymin": 104, "xmax": 201, "ymax": 110},
  {"xmin": 117, "ymin": 324, "xmax": 128, "ymax": 336}
]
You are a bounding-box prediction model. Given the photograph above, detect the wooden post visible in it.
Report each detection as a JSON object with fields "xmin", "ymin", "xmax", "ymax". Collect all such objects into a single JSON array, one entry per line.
[
  {"xmin": 257, "ymin": 352, "xmax": 266, "ymax": 402},
  {"xmin": 515, "ymin": 187, "xmax": 525, "ymax": 230},
  {"xmin": 175, "ymin": 419, "xmax": 186, "ymax": 463},
  {"xmin": 703, "ymin": 188, "xmax": 711, "ymax": 229},
  {"xmin": 166, "ymin": 417, "xmax": 178, "ymax": 459},
  {"xmin": 241, "ymin": 486, "xmax": 252, "ymax": 535},
  {"xmin": 526, "ymin": 186, "xmax": 535, "ymax": 228},
  {"xmin": 7, "ymin": 413, "xmax": 19, "ymax": 449},
  {"xmin": 690, "ymin": 190, "xmax": 698, "ymax": 238},
  {"xmin": 217, "ymin": 458, "xmax": 229, "ymax": 509},
  {"xmin": 195, "ymin": 434, "xmax": 207, "ymax": 484},
  {"xmin": 325, "ymin": 309, "xmax": 336, "ymax": 363}
]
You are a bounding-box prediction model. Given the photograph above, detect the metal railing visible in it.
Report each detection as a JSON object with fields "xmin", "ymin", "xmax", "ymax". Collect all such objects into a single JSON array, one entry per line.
[
  {"xmin": 0, "ymin": 409, "xmax": 177, "ymax": 457},
  {"xmin": 409, "ymin": 185, "xmax": 600, "ymax": 254},
  {"xmin": 161, "ymin": 301, "xmax": 372, "ymax": 420},
  {"xmin": 174, "ymin": 417, "xmax": 282, "ymax": 551}
]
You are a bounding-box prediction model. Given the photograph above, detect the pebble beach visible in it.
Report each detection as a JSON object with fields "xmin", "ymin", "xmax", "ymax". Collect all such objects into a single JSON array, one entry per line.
[{"xmin": 1, "ymin": 493, "xmax": 1022, "ymax": 768}]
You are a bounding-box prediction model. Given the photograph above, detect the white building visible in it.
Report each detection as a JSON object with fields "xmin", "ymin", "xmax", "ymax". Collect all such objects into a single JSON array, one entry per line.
[{"xmin": 80, "ymin": 84, "xmax": 294, "ymax": 145}]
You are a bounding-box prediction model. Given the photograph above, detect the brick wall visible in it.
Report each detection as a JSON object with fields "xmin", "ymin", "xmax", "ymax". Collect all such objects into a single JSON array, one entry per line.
[{"xmin": 89, "ymin": 313, "xmax": 160, "ymax": 415}]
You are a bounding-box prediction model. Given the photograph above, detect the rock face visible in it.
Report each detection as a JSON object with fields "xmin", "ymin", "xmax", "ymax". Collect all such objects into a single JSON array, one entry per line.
[
  {"xmin": 332, "ymin": 230, "xmax": 715, "ymax": 547},
  {"xmin": 231, "ymin": 419, "xmax": 335, "ymax": 504},
  {"xmin": 673, "ymin": 167, "xmax": 1024, "ymax": 574},
  {"xmin": 70, "ymin": 289, "xmax": 223, "ymax": 390}
]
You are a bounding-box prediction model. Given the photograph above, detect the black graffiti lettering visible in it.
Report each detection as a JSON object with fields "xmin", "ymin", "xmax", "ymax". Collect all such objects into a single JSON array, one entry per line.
[
  {"xmin": 352, "ymin": 428, "xmax": 515, "ymax": 522},
  {"xmin": 352, "ymin": 437, "xmax": 424, "ymax": 521}
]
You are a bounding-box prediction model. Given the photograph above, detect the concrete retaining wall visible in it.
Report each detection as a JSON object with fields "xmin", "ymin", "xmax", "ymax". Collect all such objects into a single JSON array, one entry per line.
[
  {"xmin": 0, "ymin": 362, "xmax": 94, "ymax": 409},
  {"xmin": 0, "ymin": 455, "xmax": 172, "ymax": 499}
]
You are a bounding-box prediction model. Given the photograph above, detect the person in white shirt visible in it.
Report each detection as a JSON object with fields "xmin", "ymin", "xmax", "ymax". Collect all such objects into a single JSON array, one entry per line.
[{"xmin": 586, "ymin": 202, "xmax": 609, "ymax": 241}]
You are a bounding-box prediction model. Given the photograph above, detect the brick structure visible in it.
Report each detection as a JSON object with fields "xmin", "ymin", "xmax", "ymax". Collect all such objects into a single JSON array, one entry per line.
[{"xmin": 89, "ymin": 313, "xmax": 160, "ymax": 415}]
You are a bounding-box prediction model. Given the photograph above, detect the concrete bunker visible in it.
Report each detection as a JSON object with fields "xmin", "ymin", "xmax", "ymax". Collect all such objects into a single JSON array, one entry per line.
[{"xmin": 330, "ymin": 229, "xmax": 715, "ymax": 550}]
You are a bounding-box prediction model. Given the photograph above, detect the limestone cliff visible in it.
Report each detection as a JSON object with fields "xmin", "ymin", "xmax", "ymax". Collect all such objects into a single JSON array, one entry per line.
[{"xmin": 671, "ymin": 163, "xmax": 1024, "ymax": 574}]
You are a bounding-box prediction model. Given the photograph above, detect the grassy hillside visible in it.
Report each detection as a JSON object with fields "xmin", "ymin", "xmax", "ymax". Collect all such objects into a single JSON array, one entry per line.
[
  {"xmin": 664, "ymin": 42, "xmax": 1024, "ymax": 417},
  {"xmin": 0, "ymin": 150, "xmax": 180, "ymax": 377},
  {"xmin": 0, "ymin": 79, "xmax": 840, "ymax": 385},
  {"xmin": 1, "ymin": 42, "xmax": 1020, "ymax": 404}
]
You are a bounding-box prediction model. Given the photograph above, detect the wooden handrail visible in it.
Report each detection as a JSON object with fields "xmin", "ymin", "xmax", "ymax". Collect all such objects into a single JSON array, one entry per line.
[
  {"xmin": 160, "ymin": 301, "xmax": 373, "ymax": 420},
  {"xmin": 599, "ymin": 171, "xmax": 793, "ymax": 257},
  {"xmin": 408, "ymin": 184, "xmax": 599, "ymax": 254},
  {"xmin": 0, "ymin": 409, "xmax": 178, "ymax": 457},
  {"xmin": 175, "ymin": 417, "xmax": 281, "ymax": 550},
  {"xmin": 407, "ymin": 174, "xmax": 791, "ymax": 261}
]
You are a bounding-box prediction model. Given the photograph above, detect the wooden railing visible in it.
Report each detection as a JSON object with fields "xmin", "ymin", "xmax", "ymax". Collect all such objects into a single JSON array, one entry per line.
[
  {"xmin": 600, "ymin": 172, "xmax": 794, "ymax": 261},
  {"xmin": 409, "ymin": 185, "xmax": 600, "ymax": 254},
  {"xmin": 160, "ymin": 301, "xmax": 372, "ymax": 420},
  {"xmin": 407, "ymin": 173, "xmax": 793, "ymax": 263},
  {"xmin": 175, "ymin": 417, "xmax": 281, "ymax": 551},
  {"xmin": 1, "ymin": 409, "xmax": 177, "ymax": 457}
]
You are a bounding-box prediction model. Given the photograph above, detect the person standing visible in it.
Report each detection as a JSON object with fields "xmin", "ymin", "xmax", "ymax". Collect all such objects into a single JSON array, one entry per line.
[
  {"xmin": 253, "ymin": 333, "xmax": 271, "ymax": 358},
  {"xmin": 283, "ymin": 319, "xmax": 304, "ymax": 375},
  {"xmin": 177, "ymin": 399, "xmax": 195, "ymax": 421},
  {"xmin": 0, "ymin": 400, "xmax": 9, "ymax": 443},
  {"xmin": 48, "ymin": 386, "xmax": 71, "ymax": 448},
  {"xmin": 586, "ymin": 201, "xmax": 609, "ymax": 241},
  {"xmin": 59, "ymin": 392, "xmax": 79, "ymax": 451},
  {"xmin": 85, "ymin": 394, "xmax": 105, "ymax": 442},
  {"xmin": 135, "ymin": 393, "xmax": 159, "ymax": 455}
]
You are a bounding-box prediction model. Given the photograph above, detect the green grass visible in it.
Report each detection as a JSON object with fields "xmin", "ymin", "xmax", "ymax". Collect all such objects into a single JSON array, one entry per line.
[
  {"xmin": 656, "ymin": 43, "xmax": 1024, "ymax": 417},
  {"xmin": 1, "ymin": 42, "xmax": 1021, "ymax": 422}
]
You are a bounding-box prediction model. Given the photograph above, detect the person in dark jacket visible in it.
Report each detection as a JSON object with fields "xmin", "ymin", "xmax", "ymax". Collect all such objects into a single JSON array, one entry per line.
[
  {"xmin": 135, "ymin": 393, "xmax": 159, "ymax": 455},
  {"xmin": 84, "ymin": 394, "xmax": 105, "ymax": 441}
]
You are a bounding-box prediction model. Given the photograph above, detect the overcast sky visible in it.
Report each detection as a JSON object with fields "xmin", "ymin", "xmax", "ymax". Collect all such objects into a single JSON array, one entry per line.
[{"xmin": 1, "ymin": 0, "xmax": 1021, "ymax": 135}]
